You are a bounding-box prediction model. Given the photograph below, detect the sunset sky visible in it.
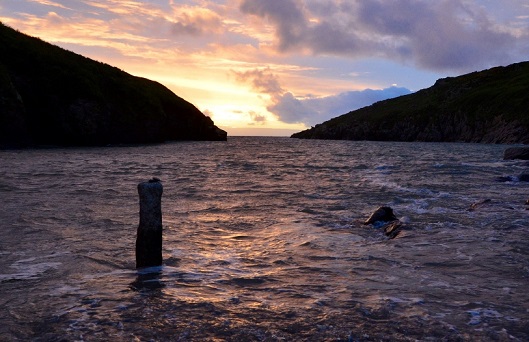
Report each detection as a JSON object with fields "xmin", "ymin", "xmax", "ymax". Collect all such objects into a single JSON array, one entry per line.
[{"xmin": 1, "ymin": 1, "xmax": 528, "ymax": 136}]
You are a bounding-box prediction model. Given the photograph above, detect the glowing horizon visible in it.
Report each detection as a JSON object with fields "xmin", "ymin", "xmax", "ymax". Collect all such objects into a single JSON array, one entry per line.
[{"xmin": 1, "ymin": 0, "xmax": 528, "ymax": 136}]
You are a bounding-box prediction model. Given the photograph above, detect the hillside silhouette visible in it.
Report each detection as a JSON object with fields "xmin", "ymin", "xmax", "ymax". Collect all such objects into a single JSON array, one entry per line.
[
  {"xmin": 0, "ymin": 23, "xmax": 226, "ymax": 147},
  {"xmin": 292, "ymin": 62, "xmax": 529, "ymax": 143}
]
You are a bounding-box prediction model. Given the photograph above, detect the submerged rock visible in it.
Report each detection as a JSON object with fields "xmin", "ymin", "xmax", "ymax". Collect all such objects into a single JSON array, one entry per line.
[
  {"xmin": 382, "ymin": 221, "xmax": 403, "ymax": 239},
  {"xmin": 519, "ymin": 174, "xmax": 529, "ymax": 182},
  {"xmin": 364, "ymin": 206, "xmax": 397, "ymax": 225},
  {"xmin": 503, "ymin": 147, "xmax": 529, "ymax": 160},
  {"xmin": 467, "ymin": 199, "xmax": 492, "ymax": 211},
  {"xmin": 495, "ymin": 176, "xmax": 517, "ymax": 182},
  {"xmin": 467, "ymin": 198, "xmax": 515, "ymax": 211},
  {"xmin": 495, "ymin": 174, "xmax": 529, "ymax": 182}
]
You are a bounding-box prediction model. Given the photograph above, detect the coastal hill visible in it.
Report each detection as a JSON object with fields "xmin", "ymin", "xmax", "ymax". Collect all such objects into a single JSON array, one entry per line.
[
  {"xmin": 292, "ymin": 62, "xmax": 529, "ymax": 143},
  {"xmin": 0, "ymin": 23, "xmax": 226, "ymax": 148}
]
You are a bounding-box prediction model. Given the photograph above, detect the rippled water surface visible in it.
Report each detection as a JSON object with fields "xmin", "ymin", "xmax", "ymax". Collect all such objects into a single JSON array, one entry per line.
[{"xmin": 1, "ymin": 137, "xmax": 529, "ymax": 341}]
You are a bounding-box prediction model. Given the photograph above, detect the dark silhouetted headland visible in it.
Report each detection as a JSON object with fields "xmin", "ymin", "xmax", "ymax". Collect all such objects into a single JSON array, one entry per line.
[
  {"xmin": 0, "ymin": 23, "xmax": 227, "ymax": 148},
  {"xmin": 292, "ymin": 62, "xmax": 529, "ymax": 143}
]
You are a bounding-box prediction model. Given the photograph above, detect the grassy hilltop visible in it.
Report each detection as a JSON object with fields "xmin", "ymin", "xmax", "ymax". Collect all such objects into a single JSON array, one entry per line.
[
  {"xmin": 292, "ymin": 62, "xmax": 529, "ymax": 143},
  {"xmin": 0, "ymin": 23, "xmax": 226, "ymax": 148}
]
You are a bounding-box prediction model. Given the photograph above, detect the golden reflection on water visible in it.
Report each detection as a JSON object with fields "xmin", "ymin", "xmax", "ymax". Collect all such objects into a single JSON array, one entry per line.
[{"xmin": 2, "ymin": 138, "xmax": 529, "ymax": 340}]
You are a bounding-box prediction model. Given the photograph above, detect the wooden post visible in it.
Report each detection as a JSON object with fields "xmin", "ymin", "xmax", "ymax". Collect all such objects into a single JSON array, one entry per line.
[{"xmin": 136, "ymin": 178, "xmax": 163, "ymax": 268}]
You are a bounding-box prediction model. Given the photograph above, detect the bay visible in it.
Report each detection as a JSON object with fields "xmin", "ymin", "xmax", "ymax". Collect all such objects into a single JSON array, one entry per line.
[{"xmin": 1, "ymin": 137, "xmax": 528, "ymax": 341}]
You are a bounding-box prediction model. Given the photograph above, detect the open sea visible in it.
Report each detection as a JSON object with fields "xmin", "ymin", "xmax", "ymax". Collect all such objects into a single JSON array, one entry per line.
[{"xmin": 1, "ymin": 136, "xmax": 529, "ymax": 341}]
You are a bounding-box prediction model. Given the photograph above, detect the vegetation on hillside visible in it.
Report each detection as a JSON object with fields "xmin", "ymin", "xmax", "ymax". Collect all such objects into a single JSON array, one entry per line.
[
  {"xmin": 0, "ymin": 22, "xmax": 226, "ymax": 147},
  {"xmin": 292, "ymin": 62, "xmax": 529, "ymax": 143}
]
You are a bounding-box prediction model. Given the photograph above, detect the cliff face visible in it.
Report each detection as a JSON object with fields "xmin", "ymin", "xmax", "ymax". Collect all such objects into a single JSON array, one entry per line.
[
  {"xmin": 0, "ymin": 23, "xmax": 226, "ymax": 148},
  {"xmin": 292, "ymin": 62, "xmax": 529, "ymax": 144}
]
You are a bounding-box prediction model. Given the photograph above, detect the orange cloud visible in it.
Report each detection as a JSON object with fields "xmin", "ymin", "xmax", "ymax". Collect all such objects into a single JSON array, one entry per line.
[
  {"xmin": 171, "ymin": 7, "xmax": 224, "ymax": 36},
  {"xmin": 27, "ymin": 0, "xmax": 72, "ymax": 10},
  {"xmin": 82, "ymin": 0, "xmax": 163, "ymax": 17}
]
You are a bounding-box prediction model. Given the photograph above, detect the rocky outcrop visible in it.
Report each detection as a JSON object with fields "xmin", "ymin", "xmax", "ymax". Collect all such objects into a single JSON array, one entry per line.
[
  {"xmin": 0, "ymin": 23, "xmax": 226, "ymax": 148},
  {"xmin": 364, "ymin": 206, "xmax": 397, "ymax": 225},
  {"xmin": 292, "ymin": 62, "xmax": 529, "ymax": 144},
  {"xmin": 363, "ymin": 206, "xmax": 403, "ymax": 239}
]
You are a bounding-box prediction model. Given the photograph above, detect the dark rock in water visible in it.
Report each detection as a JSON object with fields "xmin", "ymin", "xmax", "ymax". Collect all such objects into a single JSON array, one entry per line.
[
  {"xmin": 503, "ymin": 147, "xmax": 529, "ymax": 160},
  {"xmin": 364, "ymin": 206, "xmax": 397, "ymax": 225},
  {"xmin": 495, "ymin": 176, "xmax": 517, "ymax": 182},
  {"xmin": 468, "ymin": 199, "xmax": 492, "ymax": 211},
  {"xmin": 518, "ymin": 174, "xmax": 529, "ymax": 182},
  {"xmin": 495, "ymin": 174, "xmax": 529, "ymax": 182},
  {"xmin": 363, "ymin": 206, "xmax": 406, "ymax": 239},
  {"xmin": 382, "ymin": 221, "xmax": 402, "ymax": 239},
  {"xmin": 467, "ymin": 199, "xmax": 515, "ymax": 211}
]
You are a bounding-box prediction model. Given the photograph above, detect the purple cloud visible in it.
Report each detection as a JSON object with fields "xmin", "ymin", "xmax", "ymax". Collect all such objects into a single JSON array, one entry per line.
[
  {"xmin": 356, "ymin": 0, "xmax": 516, "ymax": 70},
  {"xmin": 171, "ymin": 9, "xmax": 224, "ymax": 36},
  {"xmin": 239, "ymin": 0, "xmax": 307, "ymax": 51},
  {"xmin": 232, "ymin": 68, "xmax": 283, "ymax": 94},
  {"xmin": 240, "ymin": 0, "xmax": 528, "ymax": 72},
  {"xmin": 269, "ymin": 87, "xmax": 412, "ymax": 126},
  {"xmin": 235, "ymin": 68, "xmax": 411, "ymax": 126},
  {"xmin": 248, "ymin": 111, "xmax": 267, "ymax": 125}
]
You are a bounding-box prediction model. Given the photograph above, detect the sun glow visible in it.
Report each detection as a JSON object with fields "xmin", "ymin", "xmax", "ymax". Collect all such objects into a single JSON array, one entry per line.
[{"xmin": 9, "ymin": 0, "xmax": 521, "ymax": 135}]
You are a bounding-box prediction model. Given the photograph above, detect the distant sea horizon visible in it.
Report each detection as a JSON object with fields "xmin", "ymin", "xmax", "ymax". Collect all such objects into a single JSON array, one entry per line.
[{"xmin": 220, "ymin": 126, "xmax": 300, "ymax": 137}]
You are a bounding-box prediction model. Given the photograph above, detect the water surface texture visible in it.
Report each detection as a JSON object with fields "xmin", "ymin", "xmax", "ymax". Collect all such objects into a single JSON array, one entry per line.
[{"xmin": 1, "ymin": 137, "xmax": 528, "ymax": 341}]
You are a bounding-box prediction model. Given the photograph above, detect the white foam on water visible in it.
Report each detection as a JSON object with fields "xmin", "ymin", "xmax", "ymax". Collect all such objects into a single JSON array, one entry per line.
[{"xmin": 0, "ymin": 260, "xmax": 62, "ymax": 282}]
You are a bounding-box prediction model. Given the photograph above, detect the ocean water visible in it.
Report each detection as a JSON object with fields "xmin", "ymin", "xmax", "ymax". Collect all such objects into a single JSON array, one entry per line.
[{"xmin": 1, "ymin": 136, "xmax": 528, "ymax": 341}]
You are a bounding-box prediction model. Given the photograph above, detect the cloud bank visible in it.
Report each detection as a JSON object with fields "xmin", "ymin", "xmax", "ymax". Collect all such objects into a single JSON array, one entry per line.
[
  {"xmin": 234, "ymin": 68, "xmax": 412, "ymax": 126},
  {"xmin": 269, "ymin": 87, "xmax": 412, "ymax": 126},
  {"xmin": 240, "ymin": 0, "xmax": 529, "ymax": 72},
  {"xmin": 4, "ymin": 0, "xmax": 527, "ymax": 73}
]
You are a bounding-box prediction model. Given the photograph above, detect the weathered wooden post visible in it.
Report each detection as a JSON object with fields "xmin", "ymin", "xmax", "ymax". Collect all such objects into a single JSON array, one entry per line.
[{"xmin": 136, "ymin": 178, "xmax": 163, "ymax": 268}]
